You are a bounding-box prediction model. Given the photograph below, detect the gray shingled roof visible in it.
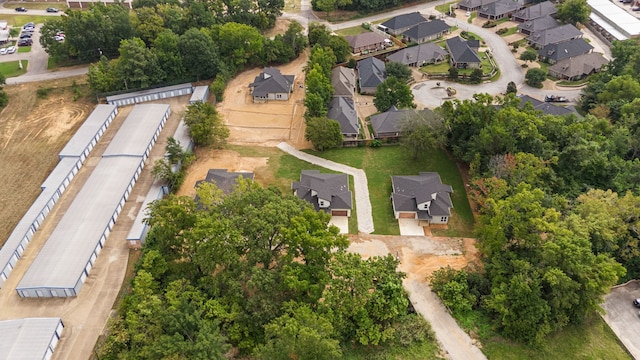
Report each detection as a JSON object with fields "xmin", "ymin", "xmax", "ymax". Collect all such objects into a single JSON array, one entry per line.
[
  {"xmin": 458, "ymin": 0, "xmax": 499, "ymax": 9},
  {"xmin": 446, "ymin": 36, "xmax": 481, "ymax": 64},
  {"xmin": 292, "ymin": 170, "xmax": 352, "ymax": 213},
  {"xmin": 346, "ymin": 32, "xmax": 387, "ymax": 50},
  {"xmin": 380, "ymin": 12, "xmax": 428, "ymax": 31},
  {"xmin": 391, "ymin": 172, "xmax": 453, "ymax": 218},
  {"xmin": 516, "ymin": 95, "xmax": 579, "ymax": 116},
  {"xmin": 538, "ymin": 38, "xmax": 593, "ymax": 62},
  {"xmin": 402, "ymin": 19, "xmax": 451, "ymax": 40},
  {"xmin": 249, "ymin": 67, "xmax": 294, "ymax": 97},
  {"xmin": 528, "ymin": 24, "xmax": 582, "ymax": 47},
  {"xmin": 548, "ymin": 52, "xmax": 609, "ymax": 78},
  {"xmin": 328, "ymin": 97, "xmax": 359, "ymax": 136},
  {"xmin": 387, "ymin": 43, "xmax": 448, "ymax": 66},
  {"xmin": 518, "ymin": 15, "xmax": 560, "ymax": 33},
  {"xmin": 195, "ymin": 169, "xmax": 254, "ymax": 195},
  {"xmin": 478, "ymin": 0, "xmax": 521, "ymax": 17},
  {"xmin": 331, "ymin": 66, "xmax": 356, "ymax": 97},
  {"xmin": 370, "ymin": 106, "xmax": 435, "ymax": 136},
  {"xmin": 356, "ymin": 56, "xmax": 386, "ymax": 89},
  {"xmin": 513, "ymin": 1, "xmax": 556, "ymax": 21}
]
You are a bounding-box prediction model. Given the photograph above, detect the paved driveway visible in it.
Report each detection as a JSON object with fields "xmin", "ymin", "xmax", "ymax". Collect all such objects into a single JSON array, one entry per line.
[
  {"xmin": 601, "ymin": 281, "xmax": 640, "ymax": 359},
  {"xmin": 398, "ymin": 218, "xmax": 425, "ymax": 236},
  {"xmin": 329, "ymin": 216, "xmax": 349, "ymax": 234}
]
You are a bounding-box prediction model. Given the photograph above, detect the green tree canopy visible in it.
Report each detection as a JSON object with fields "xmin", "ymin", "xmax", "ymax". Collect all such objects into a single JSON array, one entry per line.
[
  {"xmin": 525, "ymin": 68, "xmax": 546, "ymax": 88},
  {"xmin": 373, "ymin": 76, "xmax": 415, "ymax": 112},
  {"xmin": 556, "ymin": 0, "xmax": 591, "ymax": 26},
  {"xmin": 183, "ymin": 101, "xmax": 229, "ymax": 147},
  {"xmin": 305, "ymin": 117, "xmax": 343, "ymax": 151}
]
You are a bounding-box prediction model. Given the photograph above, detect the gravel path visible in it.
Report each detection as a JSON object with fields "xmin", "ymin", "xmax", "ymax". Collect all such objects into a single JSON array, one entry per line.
[{"xmin": 277, "ymin": 142, "xmax": 374, "ymax": 233}]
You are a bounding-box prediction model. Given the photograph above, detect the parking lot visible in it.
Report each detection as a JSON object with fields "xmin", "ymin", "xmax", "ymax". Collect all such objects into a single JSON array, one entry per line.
[{"xmin": 601, "ymin": 280, "xmax": 640, "ymax": 358}]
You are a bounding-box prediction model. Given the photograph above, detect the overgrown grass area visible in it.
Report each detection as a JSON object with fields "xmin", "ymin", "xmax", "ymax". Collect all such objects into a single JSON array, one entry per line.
[
  {"xmin": 343, "ymin": 339, "xmax": 443, "ymax": 360},
  {"xmin": 305, "ymin": 146, "xmax": 474, "ymax": 236},
  {"xmin": 460, "ymin": 312, "xmax": 632, "ymax": 360},
  {"xmin": 335, "ymin": 25, "xmax": 369, "ymax": 37},
  {"xmin": 0, "ymin": 60, "xmax": 28, "ymax": 77},
  {"xmin": 0, "ymin": 14, "xmax": 50, "ymax": 26}
]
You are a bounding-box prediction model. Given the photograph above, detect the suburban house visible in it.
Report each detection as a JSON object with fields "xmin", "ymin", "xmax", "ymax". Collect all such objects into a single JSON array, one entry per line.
[
  {"xmin": 391, "ymin": 172, "xmax": 454, "ymax": 225},
  {"xmin": 512, "ymin": 1, "xmax": 556, "ymax": 22},
  {"xmin": 518, "ymin": 15, "xmax": 560, "ymax": 35},
  {"xmin": 328, "ymin": 97, "xmax": 359, "ymax": 138},
  {"xmin": 477, "ymin": 0, "xmax": 522, "ymax": 20},
  {"xmin": 517, "ymin": 95, "xmax": 579, "ymax": 116},
  {"xmin": 248, "ymin": 67, "xmax": 294, "ymax": 102},
  {"xmin": 527, "ymin": 24, "xmax": 583, "ymax": 49},
  {"xmin": 346, "ymin": 32, "xmax": 388, "ymax": 54},
  {"xmin": 378, "ymin": 12, "xmax": 429, "ymax": 35},
  {"xmin": 446, "ymin": 36, "xmax": 482, "ymax": 69},
  {"xmin": 386, "ymin": 43, "xmax": 448, "ymax": 67},
  {"xmin": 538, "ymin": 38, "xmax": 593, "ymax": 64},
  {"xmin": 194, "ymin": 169, "xmax": 255, "ymax": 195},
  {"xmin": 331, "ymin": 66, "xmax": 356, "ymax": 97},
  {"xmin": 547, "ymin": 52, "xmax": 609, "ymax": 80},
  {"xmin": 401, "ymin": 19, "xmax": 451, "ymax": 43},
  {"xmin": 458, "ymin": 0, "xmax": 499, "ymax": 11},
  {"xmin": 370, "ymin": 106, "xmax": 435, "ymax": 140},
  {"xmin": 292, "ymin": 170, "xmax": 352, "ymax": 217},
  {"xmin": 356, "ymin": 56, "xmax": 386, "ymax": 94}
]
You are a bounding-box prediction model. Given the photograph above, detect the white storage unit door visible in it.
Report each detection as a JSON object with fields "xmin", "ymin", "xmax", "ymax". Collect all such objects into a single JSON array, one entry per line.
[
  {"xmin": 80, "ymin": 271, "xmax": 88, "ymax": 283},
  {"xmin": 44, "ymin": 348, "xmax": 53, "ymax": 360}
]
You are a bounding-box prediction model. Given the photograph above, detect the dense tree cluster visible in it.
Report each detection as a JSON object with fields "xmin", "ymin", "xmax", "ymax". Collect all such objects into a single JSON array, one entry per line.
[
  {"xmin": 42, "ymin": 3, "xmax": 308, "ymax": 93},
  {"xmin": 431, "ymin": 82, "xmax": 640, "ymax": 343},
  {"xmin": 312, "ymin": 0, "xmax": 401, "ymax": 14},
  {"xmin": 555, "ymin": 0, "xmax": 591, "ymax": 26},
  {"xmin": 98, "ymin": 181, "xmax": 431, "ymax": 358}
]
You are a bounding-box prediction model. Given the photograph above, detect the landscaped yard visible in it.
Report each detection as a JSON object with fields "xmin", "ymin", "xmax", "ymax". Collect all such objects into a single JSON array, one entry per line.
[
  {"xmin": 0, "ymin": 60, "xmax": 28, "ymax": 77},
  {"xmin": 436, "ymin": 1, "xmax": 458, "ymax": 13},
  {"xmin": 305, "ymin": 146, "xmax": 475, "ymax": 237},
  {"xmin": 18, "ymin": 46, "xmax": 30, "ymax": 53}
]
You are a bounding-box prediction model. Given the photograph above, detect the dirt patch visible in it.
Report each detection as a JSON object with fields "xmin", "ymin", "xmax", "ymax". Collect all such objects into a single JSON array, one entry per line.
[
  {"xmin": 263, "ymin": 18, "xmax": 291, "ymax": 38},
  {"xmin": 218, "ymin": 50, "xmax": 311, "ymax": 149},
  {"xmin": 176, "ymin": 148, "xmax": 269, "ymax": 198},
  {"xmin": 0, "ymin": 76, "xmax": 94, "ymax": 248}
]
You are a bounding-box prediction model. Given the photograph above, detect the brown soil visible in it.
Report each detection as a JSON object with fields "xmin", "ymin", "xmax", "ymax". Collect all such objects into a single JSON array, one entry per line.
[
  {"xmin": 263, "ymin": 18, "xmax": 291, "ymax": 38},
  {"xmin": 0, "ymin": 76, "xmax": 94, "ymax": 248},
  {"xmin": 218, "ymin": 49, "xmax": 311, "ymax": 150}
]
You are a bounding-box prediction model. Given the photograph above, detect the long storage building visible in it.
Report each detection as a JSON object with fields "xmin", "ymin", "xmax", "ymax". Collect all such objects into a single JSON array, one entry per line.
[
  {"xmin": 0, "ymin": 105, "xmax": 117, "ymax": 288},
  {"xmin": 16, "ymin": 104, "xmax": 170, "ymax": 298},
  {"xmin": 0, "ymin": 317, "xmax": 64, "ymax": 360}
]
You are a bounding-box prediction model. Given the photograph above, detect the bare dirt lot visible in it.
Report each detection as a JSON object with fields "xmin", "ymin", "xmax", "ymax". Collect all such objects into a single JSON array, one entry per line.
[
  {"xmin": 218, "ymin": 49, "xmax": 311, "ymax": 149},
  {"xmin": 0, "ymin": 76, "xmax": 94, "ymax": 248}
]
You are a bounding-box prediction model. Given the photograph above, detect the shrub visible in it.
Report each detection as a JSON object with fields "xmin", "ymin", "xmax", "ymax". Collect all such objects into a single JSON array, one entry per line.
[
  {"xmin": 392, "ymin": 314, "xmax": 436, "ymax": 347},
  {"xmin": 370, "ymin": 139, "xmax": 382, "ymax": 148},
  {"xmin": 496, "ymin": 28, "xmax": 508, "ymax": 35},
  {"xmin": 36, "ymin": 87, "xmax": 52, "ymax": 99},
  {"xmin": 210, "ymin": 75, "xmax": 227, "ymax": 102}
]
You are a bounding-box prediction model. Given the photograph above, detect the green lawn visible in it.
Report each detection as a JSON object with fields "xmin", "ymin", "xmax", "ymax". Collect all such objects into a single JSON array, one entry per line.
[
  {"xmin": 305, "ymin": 146, "xmax": 475, "ymax": 236},
  {"xmin": 481, "ymin": 315, "xmax": 631, "ymax": 360},
  {"xmin": 467, "ymin": 12, "xmax": 476, "ymax": 24},
  {"xmin": 421, "ymin": 61, "xmax": 450, "ymax": 74},
  {"xmin": 0, "ymin": 60, "xmax": 28, "ymax": 77},
  {"xmin": 500, "ymin": 27, "xmax": 518, "ymax": 37},
  {"xmin": 18, "ymin": 46, "xmax": 30, "ymax": 53},
  {"xmin": 343, "ymin": 339, "xmax": 443, "ymax": 359},
  {"xmin": 0, "ymin": 14, "xmax": 50, "ymax": 26},
  {"xmin": 3, "ymin": 1, "xmax": 68, "ymax": 10},
  {"xmin": 436, "ymin": 1, "xmax": 458, "ymax": 13},
  {"xmin": 335, "ymin": 25, "xmax": 369, "ymax": 37}
]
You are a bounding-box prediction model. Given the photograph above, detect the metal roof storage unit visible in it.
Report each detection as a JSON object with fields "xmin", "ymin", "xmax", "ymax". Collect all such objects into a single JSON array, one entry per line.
[
  {"xmin": 106, "ymin": 83, "xmax": 194, "ymax": 107},
  {"xmin": 0, "ymin": 106, "xmax": 118, "ymax": 288},
  {"xmin": 126, "ymin": 180, "xmax": 169, "ymax": 249},
  {"xmin": 189, "ymin": 85, "xmax": 210, "ymax": 104},
  {"xmin": 0, "ymin": 318, "xmax": 64, "ymax": 360},
  {"xmin": 58, "ymin": 104, "xmax": 118, "ymax": 161},
  {"xmin": 16, "ymin": 104, "xmax": 170, "ymax": 298}
]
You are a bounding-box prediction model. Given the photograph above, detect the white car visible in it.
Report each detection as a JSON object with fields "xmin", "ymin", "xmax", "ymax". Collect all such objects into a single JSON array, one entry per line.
[
  {"xmin": 466, "ymin": 11, "xmax": 471, "ymax": 16},
  {"xmin": 6, "ymin": 46, "xmax": 16, "ymax": 54},
  {"xmin": 0, "ymin": 48, "xmax": 7, "ymax": 55}
]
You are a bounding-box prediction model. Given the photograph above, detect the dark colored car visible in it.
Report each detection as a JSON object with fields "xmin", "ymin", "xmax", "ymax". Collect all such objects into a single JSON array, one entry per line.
[
  {"xmin": 46, "ymin": 7, "xmax": 59, "ymax": 13},
  {"xmin": 633, "ymin": 298, "xmax": 640, "ymax": 307},
  {"xmin": 19, "ymin": 33, "xmax": 32, "ymax": 39},
  {"xmin": 17, "ymin": 39, "xmax": 33, "ymax": 47},
  {"xmin": 15, "ymin": 7, "xmax": 27, "ymax": 12}
]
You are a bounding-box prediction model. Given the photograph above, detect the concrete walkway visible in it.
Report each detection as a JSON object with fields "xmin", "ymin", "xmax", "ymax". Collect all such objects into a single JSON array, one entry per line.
[
  {"xmin": 404, "ymin": 279, "xmax": 488, "ymax": 360},
  {"xmin": 277, "ymin": 142, "xmax": 374, "ymax": 233}
]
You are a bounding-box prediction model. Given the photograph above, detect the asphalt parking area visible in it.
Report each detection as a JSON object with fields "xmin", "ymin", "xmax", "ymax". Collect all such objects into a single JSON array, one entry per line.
[{"xmin": 601, "ymin": 280, "xmax": 640, "ymax": 358}]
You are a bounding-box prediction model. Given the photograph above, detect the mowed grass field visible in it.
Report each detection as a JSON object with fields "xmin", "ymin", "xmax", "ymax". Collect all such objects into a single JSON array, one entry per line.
[{"xmin": 0, "ymin": 76, "xmax": 94, "ymax": 248}]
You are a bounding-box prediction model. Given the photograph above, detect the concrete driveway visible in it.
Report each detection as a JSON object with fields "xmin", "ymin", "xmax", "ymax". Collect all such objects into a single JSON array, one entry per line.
[
  {"xmin": 601, "ymin": 281, "xmax": 640, "ymax": 359},
  {"xmin": 329, "ymin": 216, "xmax": 349, "ymax": 234},
  {"xmin": 398, "ymin": 218, "xmax": 425, "ymax": 236}
]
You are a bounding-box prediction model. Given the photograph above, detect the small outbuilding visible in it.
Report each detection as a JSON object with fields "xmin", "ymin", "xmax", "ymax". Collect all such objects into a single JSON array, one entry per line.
[{"xmin": 189, "ymin": 85, "xmax": 210, "ymax": 104}]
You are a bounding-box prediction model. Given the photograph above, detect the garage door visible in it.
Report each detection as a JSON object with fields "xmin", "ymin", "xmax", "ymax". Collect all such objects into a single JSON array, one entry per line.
[
  {"xmin": 332, "ymin": 210, "xmax": 348, "ymax": 216},
  {"xmin": 399, "ymin": 212, "xmax": 415, "ymax": 219}
]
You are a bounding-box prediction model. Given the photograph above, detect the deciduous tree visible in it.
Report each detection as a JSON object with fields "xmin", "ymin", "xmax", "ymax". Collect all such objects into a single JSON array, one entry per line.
[
  {"xmin": 183, "ymin": 101, "xmax": 229, "ymax": 147},
  {"xmin": 374, "ymin": 76, "xmax": 415, "ymax": 112},
  {"xmin": 305, "ymin": 117, "xmax": 343, "ymax": 151}
]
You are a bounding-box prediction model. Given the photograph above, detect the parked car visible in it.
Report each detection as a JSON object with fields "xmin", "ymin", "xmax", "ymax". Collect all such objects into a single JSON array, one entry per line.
[
  {"xmin": 23, "ymin": 22, "xmax": 35, "ymax": 29},
  {"xmin": 46, "ymin": 7, "xmax": 59, "ymax": 13},
  {"xmin": 634, "ymin": 298, "xmax": 640, "ymax": 307},
  {"xmin": 19, "ymin": 33, "xmax": 32, "ymax": 39},
  {"xmin": 7, "ymin": 46, "xmax": 16, "ymax": 54},
  {"xmin": 0, "ymin": 48, "xmax": 7, "ymax": 55},
  {"xmin": 17, "ymin": 39, "xmax": 33, "ymax": 47},
  {"xmin": 632, "ymin": 6, "xmax": 640, "ymax": 11},
  {"xmin": 54, "ymin": 35, "xmax": 65, "ymax": 42},
  {"xmin": 15, "ymin": 7, "xmax": 27, "ymax": 12}
]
